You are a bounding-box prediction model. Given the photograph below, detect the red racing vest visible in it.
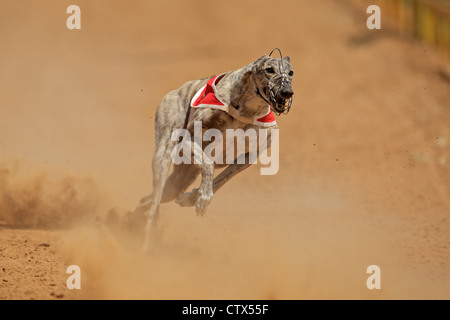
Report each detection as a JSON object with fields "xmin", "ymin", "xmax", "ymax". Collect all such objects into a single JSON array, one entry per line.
[{"xmin": 190, "ymin": 74, "xmax": 276, "ymax": 127}]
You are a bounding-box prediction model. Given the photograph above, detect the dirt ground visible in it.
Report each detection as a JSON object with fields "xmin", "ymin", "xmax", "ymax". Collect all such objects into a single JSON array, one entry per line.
[{"xmin": 1, "ymin": 0, "xmax": 450, "ymax": 300}]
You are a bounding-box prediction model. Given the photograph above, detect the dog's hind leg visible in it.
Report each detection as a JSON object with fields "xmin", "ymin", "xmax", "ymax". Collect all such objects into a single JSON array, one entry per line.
[
  {"xmin": 162, "ymin": 164, "xmax": 200, "ymax": 202},
  {"xmin": 132, "ymin": 163, "xmax": 199, "ymax": 220},
  {"xmin": 142, "ymin": 139, "xmax": 175, "ymax": 252},
  {"xmin": 142, "ymin": 93, "xmax": 190, "ymax": 251}
]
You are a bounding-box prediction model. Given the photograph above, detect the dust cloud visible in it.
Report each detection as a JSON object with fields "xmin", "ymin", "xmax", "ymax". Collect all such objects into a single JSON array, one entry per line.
[{"xmin": 0, "ymin": 162, "xmax": 100, "ymax": 229}]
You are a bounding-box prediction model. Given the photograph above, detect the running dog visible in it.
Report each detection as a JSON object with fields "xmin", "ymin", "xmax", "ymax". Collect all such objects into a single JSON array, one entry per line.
[{"xmin": 135, "ymin": 49, "xmax": 294, "ymax": 250}]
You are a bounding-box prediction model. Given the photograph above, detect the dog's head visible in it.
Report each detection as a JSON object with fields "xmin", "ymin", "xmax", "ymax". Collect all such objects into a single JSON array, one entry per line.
[{"xmin": 252, "ymin": 52, "xmax": 294, "ymax": 115}]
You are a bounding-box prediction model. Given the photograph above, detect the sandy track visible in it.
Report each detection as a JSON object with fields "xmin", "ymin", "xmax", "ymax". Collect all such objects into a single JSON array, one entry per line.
[{"xmin": 1, "ymin": 0, "xmax": 450, "ymax": 299}]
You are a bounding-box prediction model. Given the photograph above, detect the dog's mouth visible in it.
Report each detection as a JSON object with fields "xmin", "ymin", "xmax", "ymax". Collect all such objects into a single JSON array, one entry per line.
[
  {"xmin": 257, "ymin": 86, "xmax": 293, "ymax": 116},
  {"xmin": 272, "ymin": 96, "xmax": 291, "ymax": 115}
]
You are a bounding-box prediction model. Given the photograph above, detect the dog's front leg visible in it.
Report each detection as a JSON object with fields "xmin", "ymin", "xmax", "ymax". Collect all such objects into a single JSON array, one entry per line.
[
  {"xmin": 193, "ymin": 139, "xmax": 215, "ymax": 216},
  {"xmin": 176, "ymin": 153, "xmax": 251, "ymax": 208}
]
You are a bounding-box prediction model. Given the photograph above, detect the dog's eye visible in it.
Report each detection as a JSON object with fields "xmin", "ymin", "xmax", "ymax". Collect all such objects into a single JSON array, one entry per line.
[
  {"xmin": 288, "ymin": 71, "xmax": 294, "ymax": 76},
  {"xmin": 265, "ymin": 68, "xmax": 275, "ymax": 74}
]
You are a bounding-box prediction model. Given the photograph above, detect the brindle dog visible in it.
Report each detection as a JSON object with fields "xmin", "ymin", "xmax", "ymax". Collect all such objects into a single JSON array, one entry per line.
[{"xmin": 135, "ymin": 51, "xmax": 294, "ymax": 251}]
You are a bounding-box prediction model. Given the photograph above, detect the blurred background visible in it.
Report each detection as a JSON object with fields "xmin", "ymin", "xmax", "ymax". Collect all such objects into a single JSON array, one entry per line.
[
  {"xmin": 381, "ymin": 0, "xmax": 450, "ymax": 58},
  {"xmin": 0, "ymin": 0, "xmax": 449, "ymax": 299}
]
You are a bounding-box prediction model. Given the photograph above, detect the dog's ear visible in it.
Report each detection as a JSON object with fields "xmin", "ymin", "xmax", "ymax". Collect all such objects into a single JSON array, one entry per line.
[
  {"xmin": 252, "ymin": 54, "xmax": 269, "ymax": 73},
  {"xmin": 255, "ymin": 54, "xmax": 269, "ymax": 65},
  {"xmin": 257, "ymin": 54, "xmax": 269, "ymax": 61}
]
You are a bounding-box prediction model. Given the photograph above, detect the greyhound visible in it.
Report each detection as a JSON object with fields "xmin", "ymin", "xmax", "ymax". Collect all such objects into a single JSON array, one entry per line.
[{"xmin": 134, "ymin": 49, "xmax": 294, "ymax": 251}]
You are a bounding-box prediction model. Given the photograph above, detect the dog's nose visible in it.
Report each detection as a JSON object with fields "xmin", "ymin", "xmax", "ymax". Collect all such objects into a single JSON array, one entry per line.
[{"xmin": 280, "ymin": 88, "xmax": 293, "ymax": 99}]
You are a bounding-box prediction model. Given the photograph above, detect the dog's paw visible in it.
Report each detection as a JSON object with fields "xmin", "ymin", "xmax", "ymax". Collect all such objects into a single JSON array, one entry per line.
[
  {"xmin": 175, "ymin": 189, "xmax": 198, "ymax": 207},
  {"xmin": 195, "ymin": 191, "xmax": 213, "ymax": 217}
]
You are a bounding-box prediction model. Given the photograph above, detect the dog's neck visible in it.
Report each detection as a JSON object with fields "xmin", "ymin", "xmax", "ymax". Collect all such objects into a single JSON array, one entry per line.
[{"xmin": 216, "ymin": 65, "xmax": 270, "ymax": 119}]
